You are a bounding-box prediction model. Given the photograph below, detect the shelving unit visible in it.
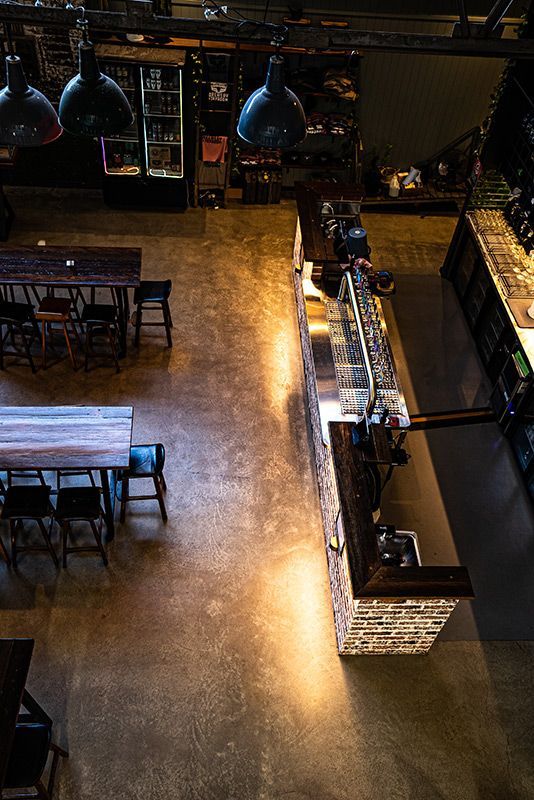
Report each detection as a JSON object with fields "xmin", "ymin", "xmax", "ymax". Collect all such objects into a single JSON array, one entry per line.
[
  {"xmin": 194, "ymin": 48, "xmax": 239, "ymax": 207},
  {"xmin": 101, "ymin": 60, "xmax": 141, "ymax": 177},
  {"xmin": 235, "ymin": 51, "xmax": 360, "ymax": 193},
  {"xmin": 497, "ymin": 76, "xmax": 534, "ymax": 228},
  {"xmin": 141, "ymin": 66, "xmax": 183, "ymax": 179}
]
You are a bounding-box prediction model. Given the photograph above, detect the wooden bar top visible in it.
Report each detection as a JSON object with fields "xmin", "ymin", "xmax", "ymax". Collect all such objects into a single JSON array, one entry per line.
[
  {"xmin": 0, "ymin": 246, "xmax": 142, "ymax": 288},
  {"xmin": 0, "ymin": 406, "xmax": 134, "ymax": 470}
]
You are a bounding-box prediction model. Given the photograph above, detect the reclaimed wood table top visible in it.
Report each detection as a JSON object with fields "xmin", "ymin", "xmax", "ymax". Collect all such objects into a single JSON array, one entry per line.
[
  {"xmin": 0, "ymin": 246, "xmax": 142, "ymax": 287},
  {"xmin": 0, "ymin": 638, "xmax": 34, "ymax": 789},
  {"xmin": 0, "ymin": 406, "xmax": 133, "ymax": 470}
]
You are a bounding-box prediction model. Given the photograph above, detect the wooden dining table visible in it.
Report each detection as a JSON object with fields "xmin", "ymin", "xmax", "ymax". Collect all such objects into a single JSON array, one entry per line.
[
  {"xmin": 0, "ymin": 406, "xmax": 134, "ymax": 540},
  {"xmin": 0, "ymin": 246, "xmax": 142, "ymax": 357}
]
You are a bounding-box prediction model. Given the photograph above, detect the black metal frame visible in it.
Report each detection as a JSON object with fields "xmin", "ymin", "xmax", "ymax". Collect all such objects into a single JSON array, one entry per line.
[{"xmin": 0, "ymin": 1, "xmax": 532, "ymax": 59}]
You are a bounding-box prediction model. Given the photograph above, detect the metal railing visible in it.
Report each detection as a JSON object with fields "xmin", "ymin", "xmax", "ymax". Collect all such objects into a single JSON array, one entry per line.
[{"xmin": 338, "ymin": 268, "xmax": 376, "ymax": 419}]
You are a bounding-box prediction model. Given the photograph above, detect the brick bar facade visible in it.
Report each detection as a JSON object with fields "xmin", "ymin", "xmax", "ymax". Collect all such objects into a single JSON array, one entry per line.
[{"xmin": 294, "ymin": 266, "xmax": 459, "ymax": 655}]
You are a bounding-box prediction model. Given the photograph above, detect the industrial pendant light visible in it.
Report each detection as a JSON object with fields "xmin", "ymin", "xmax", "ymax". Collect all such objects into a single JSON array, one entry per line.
[
  {"xmin": 0, "ymin": 31, "xmax": 62, "ymax": 147},
  {"xmin": 59, "ymin": 10, "xmax": 133, "ymax": 137},
  {"xmin": 237, "ymin": 45, "xmax": 306, "ymax": 149}
]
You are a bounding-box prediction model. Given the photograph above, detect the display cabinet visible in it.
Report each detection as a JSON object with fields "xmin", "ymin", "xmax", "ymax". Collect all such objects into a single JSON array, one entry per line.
[
  {"xmin": 140, "ymin": 65, "xmax": 183, "ymax": 179},
  {"xmin": 101, "ymin": 61, "xmax": 141, "ymax": 177},
  {"xmin": 100, "ymin": 59, "xmax": 184, "ymax": 181}
]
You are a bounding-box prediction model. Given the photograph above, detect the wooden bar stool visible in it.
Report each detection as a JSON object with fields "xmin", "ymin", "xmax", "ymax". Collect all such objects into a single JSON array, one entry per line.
[
  {"xmin": 81, "ymin": 304, "xmax": 120, "ymax": 373},
  {"xmin": 133, "ymin": 280, "xmax": 173, "ymax": 348},
  {"xmin": 55, "ymin": 486, "xmax": 108, "ymax": 567},
  {"xmin": 117, "ymin": 443, "xmax": 168, "ymax": 522},
  {"xmin": 0, "ymin": 301, "xmax": 39, "ymax": 373},
  {"xmin": 34, "ymin": 297, "xmax": 79, "ymax": 370},
  {"xmin": 1, "ymin": 485, "xmax": 58, "ymax": 568}
]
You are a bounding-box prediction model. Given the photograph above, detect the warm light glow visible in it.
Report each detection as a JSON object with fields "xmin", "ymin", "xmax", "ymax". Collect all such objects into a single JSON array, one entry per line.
[
  {"xmin": 308, "ymin": 321, "xmax": 329, "ymax": 334},
  {"xmin": 265, "ymin": 326, "xmax": 297, "ymax": 415},
  {"xmin": 302, "ymin": 277, "xmax": 322, "ymax": 298},
  {"xmin": 258, "ymin": 547, "xmax": 346, "ymax": 708}
]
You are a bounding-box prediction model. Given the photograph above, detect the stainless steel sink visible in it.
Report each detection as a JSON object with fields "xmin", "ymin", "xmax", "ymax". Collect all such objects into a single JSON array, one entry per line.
[{"xmin": 376, "ymin": 526, "xmax": 422, "ymax": 567}]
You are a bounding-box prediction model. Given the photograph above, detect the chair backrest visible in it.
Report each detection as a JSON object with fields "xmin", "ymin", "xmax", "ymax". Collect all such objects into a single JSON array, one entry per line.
[
  {"xmin": 4, "ymin": 722, "xmax": 51, "ymax": 789},
  {"xmin": 154, "ymin": 443, "xmax": 165, "ymax": 474},
  {"xmin": 128, "ymin": 443, "xmax": 166, "ymax": 476}
]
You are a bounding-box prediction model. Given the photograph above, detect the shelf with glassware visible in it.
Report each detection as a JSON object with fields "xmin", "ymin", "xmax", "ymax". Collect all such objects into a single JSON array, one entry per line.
[
  {"xmin": 141, "ymin": 65, "xmax": 183, "ymax": 179},
  {"xmin": 100, "ymin": 61, "xmax": 141, "ymax": 177},
  {"xmin": 99, "ymin": 60, "xmax": 184, "ymax": 181}
]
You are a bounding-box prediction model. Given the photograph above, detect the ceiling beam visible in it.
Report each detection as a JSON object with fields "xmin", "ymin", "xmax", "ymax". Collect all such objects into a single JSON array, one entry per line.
[{"xmin": 0, "ymin": 1, "xmax": 532, "ymax": 58}]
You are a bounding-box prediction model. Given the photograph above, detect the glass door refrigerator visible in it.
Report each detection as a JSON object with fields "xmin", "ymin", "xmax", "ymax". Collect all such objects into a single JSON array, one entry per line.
[
  {"xmin": 100, "ymin": 59, "xmax": 186, "ymax": 207},
  {"xmin": 101, "ymin": 61, "xmax": 141, "ymax": 178},
  {"xmin": 140, "ymin": 65, "xmax": 183, "ymax": 179}
]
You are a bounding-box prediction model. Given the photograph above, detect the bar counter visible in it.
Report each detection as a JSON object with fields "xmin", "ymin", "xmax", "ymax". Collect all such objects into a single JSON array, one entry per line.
[{"xmin": 293, "ymin": 182, "xmax": 474, "ymax": 655}]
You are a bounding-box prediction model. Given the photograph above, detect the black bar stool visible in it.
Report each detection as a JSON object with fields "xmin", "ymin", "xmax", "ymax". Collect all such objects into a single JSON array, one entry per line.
[
  {"xmin": 81, "ymin": 303, "xmax": 120, "ymax": 373},
  {"xmin": 55, "ymin": 486, "xmax": 108, "ymax": 567},
  {"xmin": 1, "ymin": 485, "xmax": 58, "ymax": 568},
  {"xmin": 117, "ymin": 443, "xmax": 168, "ymax": 522},
  {"xmin": 0, "ymin": 300, "xmax": 39, "ymax": 373},
  {"xmin": 133, "ymin": 280, "xmax": 173, "ymax": 348}
]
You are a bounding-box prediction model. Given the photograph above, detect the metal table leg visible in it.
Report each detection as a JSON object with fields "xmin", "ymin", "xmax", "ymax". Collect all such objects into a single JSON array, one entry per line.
[
  {"xmin": 115, "ymin": 287, "xmax": 129, "ymax": 358},
  {"xmin": 100, "ymin": 469, "xmax": 116, "ymax": 541}
]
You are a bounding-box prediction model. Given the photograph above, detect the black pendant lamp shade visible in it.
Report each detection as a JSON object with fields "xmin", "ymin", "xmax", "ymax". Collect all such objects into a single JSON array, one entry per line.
[
  {"xmin": 237, "ymin": 54, "xmax": 306, "ymax": 148},
  {"xmin": 59, "ymin": 38, "xmax": 133, "ymax": 137},
  {"xmin": 0, "ymin": 55, "xmax": 62, "ymax": 146}
]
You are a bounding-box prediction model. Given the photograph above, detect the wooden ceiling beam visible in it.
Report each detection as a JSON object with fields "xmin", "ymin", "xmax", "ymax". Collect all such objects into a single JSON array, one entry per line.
[{"xmin": 0, "ymin": 1, "xmax": 533, "ymax": 58}]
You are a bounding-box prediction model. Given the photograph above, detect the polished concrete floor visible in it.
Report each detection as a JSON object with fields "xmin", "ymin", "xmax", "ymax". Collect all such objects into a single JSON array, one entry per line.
[{"xmin": 1, "ymin": 191, "xmax": 533, "ymax": 800}]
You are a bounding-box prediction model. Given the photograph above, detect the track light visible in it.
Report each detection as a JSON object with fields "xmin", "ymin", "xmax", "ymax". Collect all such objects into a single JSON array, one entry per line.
[
  {"xmin": 0, "ymin": 53, "xmax": 62, "ymax": 147},
  {"xmin": 237, "ymin": 52, "xmax": 306, "ymax": 149},
  {"xmin": 58, "ymin": 10, "xmax": 133, "ymax": 137}
]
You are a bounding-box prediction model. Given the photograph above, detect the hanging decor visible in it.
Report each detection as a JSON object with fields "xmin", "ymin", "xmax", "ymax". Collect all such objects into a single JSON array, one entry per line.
[
  {"xmin": 58, "ymin": 8, "xmax": 133, "ymax": 137},
  {"xmin": 202, "ymin": 0, "xmax": 306, "ymax": 149},
  {"xmin": 237, "ymin": 50, "xmax": 306, "ymax": 148},
  {"xmin": 0, "ymin": 26, "xmax": 62, "ymax": 147}
]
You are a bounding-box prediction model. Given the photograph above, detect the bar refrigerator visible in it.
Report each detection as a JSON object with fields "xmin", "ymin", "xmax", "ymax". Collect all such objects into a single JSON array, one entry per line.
[{"xmin": 99, "ymin": 58, "xmax": 186, "ymax": 206}]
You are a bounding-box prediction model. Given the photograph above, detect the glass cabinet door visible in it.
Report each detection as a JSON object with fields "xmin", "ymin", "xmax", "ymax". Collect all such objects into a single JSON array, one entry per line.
[
  {"xmin": 140, "ymin": 65, "xmax": 183, "ymax": 179},
  {"xmin": 100, "ymin": 61, "xmax": 141, "ymax": 177}
]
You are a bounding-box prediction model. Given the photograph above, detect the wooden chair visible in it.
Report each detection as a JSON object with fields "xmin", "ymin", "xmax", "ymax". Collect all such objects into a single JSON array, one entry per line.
[
  {"xmin": 55, "ymin": 469, "xmax": 96, "ymax": 492},
  {"xmin": 1, "ymin": 485, "xmax": 58, "ymax": 568},
  {"xmin": 55, "ymin": 486, "xmax": 108, "ymax": 567},
  {"xmin": 81, "ymin": 304, "xmax": 120, "ymax": 373},
  {"xmin": 3, "ymin": 690, "xmax": 68, "ymax": 800},
  {"xmin": 133, "ymin": 280, "xmax": 173, "ymax": 348},
  {"xmin": 117, "ymin": 443, "xmax": 167, "ymax": 522},
  {"xmin": 0, "ymin": 300, "xmax": 39, "ymax": 373},
  {"xmin": 7, "ymin": 470, "xmax": 47, "ymax": 488}
]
